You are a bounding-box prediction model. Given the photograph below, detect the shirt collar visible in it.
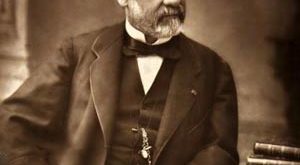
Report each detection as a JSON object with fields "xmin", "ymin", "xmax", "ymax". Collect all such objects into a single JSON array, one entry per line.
[{"xmin": 125, "ymin": 19, "xmax": 172, "ymax": 45}]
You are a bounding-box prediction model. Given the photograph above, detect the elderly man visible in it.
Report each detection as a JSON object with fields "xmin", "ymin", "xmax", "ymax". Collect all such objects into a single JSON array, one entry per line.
[{"xmin": 0, "ymin": 0, "xmax": 239, "ymax": 164}]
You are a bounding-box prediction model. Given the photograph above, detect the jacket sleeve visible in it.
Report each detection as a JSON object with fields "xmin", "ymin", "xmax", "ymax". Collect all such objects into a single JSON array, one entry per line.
[
  {"xmin": 188, "ymin": 60, "xmax": 239, "ymax": 165},
  {"xmin": 0, "ymin": 38, "xmax": 76, "ymax": 165}
]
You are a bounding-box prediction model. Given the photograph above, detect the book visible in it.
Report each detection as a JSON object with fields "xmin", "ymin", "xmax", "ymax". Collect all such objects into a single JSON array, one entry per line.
[
  {"xmin": 247, "ymin": 156, "xmax": 300, "ymax": 165},
  {"xmin": 254, "ymin": 142, "xmax": 300, "ymax": 160}
]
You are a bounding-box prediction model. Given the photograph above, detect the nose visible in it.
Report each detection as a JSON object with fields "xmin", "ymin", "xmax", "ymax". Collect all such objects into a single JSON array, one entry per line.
[{"xmin": 163, "ymin": 0, "xmax": 182, "ymax": 5}]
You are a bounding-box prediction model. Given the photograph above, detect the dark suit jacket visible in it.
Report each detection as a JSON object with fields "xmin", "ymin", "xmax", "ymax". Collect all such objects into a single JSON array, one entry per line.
[{"xmin": 0, "ymin": 22, "xmax": 239, "ymax": 165}]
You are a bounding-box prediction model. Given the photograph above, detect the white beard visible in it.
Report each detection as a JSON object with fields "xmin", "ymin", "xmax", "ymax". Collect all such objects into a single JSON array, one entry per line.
[
  {"xmin": 126, "ymin": 1, "xmax": 183, "ymax": 38},
  {"xmin": 155, "ymin": 17, "xmax": 182, "ymax": 38}
]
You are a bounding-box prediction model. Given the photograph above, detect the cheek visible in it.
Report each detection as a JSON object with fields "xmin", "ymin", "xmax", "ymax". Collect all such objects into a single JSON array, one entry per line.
[
  {"xmin": 128, "ymin": 0, "xmax": 162, "ymax": 21},
  {"xmin": 136, "ymin": 0, "xmax": 162, "ymax": 12}
]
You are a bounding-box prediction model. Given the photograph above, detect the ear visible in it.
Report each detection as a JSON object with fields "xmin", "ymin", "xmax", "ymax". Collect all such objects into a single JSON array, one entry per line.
[{"xmin": 117, "ymin": 0, "xmax": 128, "ymax": 7}]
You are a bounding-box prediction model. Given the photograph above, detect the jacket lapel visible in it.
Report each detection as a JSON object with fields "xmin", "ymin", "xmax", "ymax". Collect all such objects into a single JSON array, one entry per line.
[
  {"xmin": 153, "ymin": 35, "xmax": 204, "ymax": 163},
  {"xmin": 90, "ymin": 23, "xmax": 124, "ymax": 147}
]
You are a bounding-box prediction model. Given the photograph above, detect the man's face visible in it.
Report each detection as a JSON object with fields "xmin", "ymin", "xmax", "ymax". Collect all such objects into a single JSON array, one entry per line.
[{"xmin": 126, "ymin": 0, "xmax": 186, "ymax": 38}]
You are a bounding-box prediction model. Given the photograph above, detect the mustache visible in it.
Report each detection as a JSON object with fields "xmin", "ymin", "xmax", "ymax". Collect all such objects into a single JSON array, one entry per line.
[{"xmin": 157, "ymin": 4, "xmax": 186, "ymax": 21}]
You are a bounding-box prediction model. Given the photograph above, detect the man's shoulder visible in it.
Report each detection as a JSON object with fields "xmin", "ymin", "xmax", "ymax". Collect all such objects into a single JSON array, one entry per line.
[
  {"xmin": 70, "ymin": 26, "xmax": 111, "ymax": 47},
  {"xmin": 179, "ymin": 34, "xmax": 215, "ymax": 54},
  {"xmin": 179, "ymin": 34, "xmax": 228, "ymax": 66},
  {"xmin": 56, "ymin": 23, "xmax": 122, "ymax": 62},
  {"xmin": 73, "ymin": 22, "xmax": 124, "ymax": 43}
]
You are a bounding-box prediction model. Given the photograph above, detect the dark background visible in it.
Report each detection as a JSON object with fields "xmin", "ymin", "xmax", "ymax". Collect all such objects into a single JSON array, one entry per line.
[{"xmin": 0, "ymin": 0, "xmax": 299, "ymax": 164}]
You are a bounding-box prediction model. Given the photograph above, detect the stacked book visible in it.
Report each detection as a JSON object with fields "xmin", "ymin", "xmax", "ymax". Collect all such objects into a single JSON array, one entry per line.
[{"xmin": 247, "ymin": 142, "xmax": 300, "ymax": 165}]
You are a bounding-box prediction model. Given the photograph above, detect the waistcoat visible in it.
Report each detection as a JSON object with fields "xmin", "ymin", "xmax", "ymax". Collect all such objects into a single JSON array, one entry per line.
[{"xmin": 106, "ymin": 53, "xmax": 177, "ymax": 165}]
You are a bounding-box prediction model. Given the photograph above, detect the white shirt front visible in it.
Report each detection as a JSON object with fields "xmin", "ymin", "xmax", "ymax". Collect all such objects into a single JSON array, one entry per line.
[{"xmin": 125, "ymin": 20, "xmax": 172, "ymax": 94}]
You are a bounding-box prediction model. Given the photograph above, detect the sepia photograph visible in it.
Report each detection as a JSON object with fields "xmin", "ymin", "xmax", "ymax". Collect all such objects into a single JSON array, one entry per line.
[{"xmin": 0, "ymin": 0, "xmax": 299, "ymax": 165}]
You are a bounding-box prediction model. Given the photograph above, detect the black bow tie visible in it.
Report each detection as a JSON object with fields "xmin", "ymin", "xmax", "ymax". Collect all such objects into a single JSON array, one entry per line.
[{"xmin": 122, "ymin": 33, "xmax": 181, "ymax": 59}]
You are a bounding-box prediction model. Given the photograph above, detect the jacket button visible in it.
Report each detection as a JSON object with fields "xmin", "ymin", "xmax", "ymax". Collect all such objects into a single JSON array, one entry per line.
[{"xmin": 190, "ymin": 89, "xmax": 198, "ymax": 96}]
